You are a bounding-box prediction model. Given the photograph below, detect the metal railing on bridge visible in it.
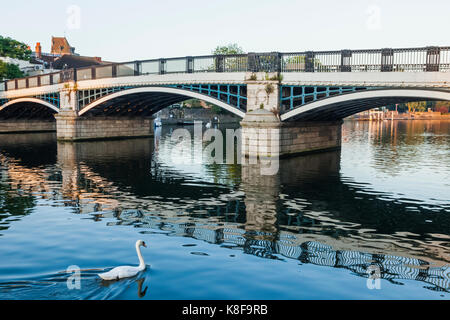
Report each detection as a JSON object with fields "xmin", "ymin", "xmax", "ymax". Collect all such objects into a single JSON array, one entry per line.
[{"xmin": 1, "ymin": 46, "xmax": 449, "ymax": 91}]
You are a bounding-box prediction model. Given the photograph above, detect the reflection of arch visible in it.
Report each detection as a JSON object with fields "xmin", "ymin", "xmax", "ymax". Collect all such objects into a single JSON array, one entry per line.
[
  {"xmin": 0, "ymin": 97, "xmax": 60, "ymax": 114},
  {"xmin": 281, "ymin": 89, "xmax": 450, "ymax": 121},
  {"xmin": 78, "ymin": 87, "xmax": 246, "ymax": 118}
]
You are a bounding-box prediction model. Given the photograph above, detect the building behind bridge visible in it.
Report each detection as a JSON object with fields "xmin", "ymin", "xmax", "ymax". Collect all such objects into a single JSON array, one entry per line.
[{"xmin": 28, "ymin": 36, "xmax": 108, "ymax": 75}]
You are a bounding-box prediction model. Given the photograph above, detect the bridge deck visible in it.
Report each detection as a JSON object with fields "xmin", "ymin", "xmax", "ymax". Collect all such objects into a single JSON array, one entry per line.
[{"xmin": 1, "ymin": 46, "xmax": 449, "ymax": 94}]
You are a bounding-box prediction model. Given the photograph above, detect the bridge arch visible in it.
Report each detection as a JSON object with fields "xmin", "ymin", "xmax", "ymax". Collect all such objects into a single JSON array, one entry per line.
[
  {"xmin": 78, "ymin": 86, "xmax": 246, "ymax": 118},
  {"xmin": 0, "ymin": 97, "xmax": 59, "ymax": 120},
  {"xmin": 0, "ymin": 98, "xmax": 59, "ymax": 114},
  {"xmin": 280, "ymin": 89, "xmax": 450, "ymax": 121}
]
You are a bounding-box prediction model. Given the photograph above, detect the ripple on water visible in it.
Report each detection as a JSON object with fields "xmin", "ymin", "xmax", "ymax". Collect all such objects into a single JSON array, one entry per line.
[{"xmin": 190, "ymin": 252, "xmax": 210, "ymax": 256}]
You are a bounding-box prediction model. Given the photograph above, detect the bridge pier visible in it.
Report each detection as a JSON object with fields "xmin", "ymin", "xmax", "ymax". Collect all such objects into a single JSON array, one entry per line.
[
  {"xmin": 278, "ymin": 120, "xmax": 343, "ymax": 156},
  {"xmin": 241, "ymin": 111, "xmax": 342, "ymax": 159},
  {"xmin": 0, "ymin": 119, "xmax": 55, "ymax": 133},
  {"xmin": 54, "ymin": 84, "xmax": 154, "ymax": 141},
  {"xmin": 55, "ymin": 111, "xmax": 154, "ymax": 141},
  {"xmin": 242, "ymin": 77, "xmax": 342, "ymax": 159}
]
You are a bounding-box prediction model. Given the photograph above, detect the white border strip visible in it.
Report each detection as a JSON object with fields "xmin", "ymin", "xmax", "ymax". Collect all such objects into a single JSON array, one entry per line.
[{"xmin": 0, "ymin": 97, "xmax": 59, "ymax": 113}]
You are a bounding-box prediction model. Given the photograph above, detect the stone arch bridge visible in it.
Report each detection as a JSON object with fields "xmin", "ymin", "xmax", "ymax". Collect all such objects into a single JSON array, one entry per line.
[{"xmin": 1, "ymin": 47, "xmax": 449, "ymax": 157}]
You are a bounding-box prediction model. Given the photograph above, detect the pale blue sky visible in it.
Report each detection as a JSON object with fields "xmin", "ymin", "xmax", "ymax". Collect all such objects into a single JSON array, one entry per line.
[{"xmin": 1, "ymin": 0, "xmax": 449, "ymax": 62}]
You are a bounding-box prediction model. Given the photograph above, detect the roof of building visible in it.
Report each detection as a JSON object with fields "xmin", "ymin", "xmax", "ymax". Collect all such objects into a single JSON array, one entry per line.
[
  {"xmin": 52, "ymin": 54, "xmax": 108, "ymax": 69},
  {"xmin": 51, "ymin": 37, "xmax": 74, "ymax": 55},
  {"xmin": 30, "ymin": 53, "xmax": 58, "ymax": 66}
]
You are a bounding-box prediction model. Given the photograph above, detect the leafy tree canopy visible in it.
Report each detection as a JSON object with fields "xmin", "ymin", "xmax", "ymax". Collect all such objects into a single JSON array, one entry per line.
[
  {"xmin": 212, "ymin": 43, "xmax": 245, "ymax": 55},
  {"xmin": 0, "ymin": 60, "xmax": 24, "ymax": 80},
  {"xmin": 386, "ymin": 101, "xmax": 450, "ymax": 113},
  {"xmin": 0, "ymin": 35, "xmax": 32, "ymax": 61}
]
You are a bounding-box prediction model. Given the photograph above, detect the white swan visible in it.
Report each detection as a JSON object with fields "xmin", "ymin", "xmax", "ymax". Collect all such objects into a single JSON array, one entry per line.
[{"xmin": 98, "ymin": 240, "xmax": 147, "ymax": 280}]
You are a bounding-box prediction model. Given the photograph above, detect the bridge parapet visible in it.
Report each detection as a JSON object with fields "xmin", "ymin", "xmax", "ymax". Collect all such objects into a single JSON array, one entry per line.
[
  {"xmin": 2, "ymin": 46, "xmax": 449, "ymax": 94},
  {"xmin": 280, "ymin": 71, "xmax": 450, "ymax": 88}
]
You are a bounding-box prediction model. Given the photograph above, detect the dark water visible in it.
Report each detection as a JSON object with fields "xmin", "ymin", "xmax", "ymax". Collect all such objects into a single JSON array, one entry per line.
[{"xmin": 0, "ymin": 120, "xmax": 448, "ymax": 300}]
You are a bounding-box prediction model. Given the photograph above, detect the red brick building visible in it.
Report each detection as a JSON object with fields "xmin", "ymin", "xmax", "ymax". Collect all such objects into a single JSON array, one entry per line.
[
  {"xmin": 50, "ymin": 37, "xmax": 75, "ymax": 55},
  {"xmin": 31, "ymin": 36, "xmax": 109, "ymax": 70}
]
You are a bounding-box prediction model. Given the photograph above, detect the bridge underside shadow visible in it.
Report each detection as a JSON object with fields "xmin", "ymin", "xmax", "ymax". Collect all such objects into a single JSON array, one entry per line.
[
  {"xmin": 79, "ymin": 92, "xmax": 189, "ymax": 117},
  {"xmin": 280, "ymin": 89, "xmax": 450, "ymax": 122},
  {"xmin": 0, "ymin": 102, "xmax": 56, "ymax": 120},
  {"xmin": 77, "ymin": 85, "xmax": 246, "ymax": 119},
  {"xmin": 0, "ymin": 102, "xmax": 57, "ymax": 133},
  {"xmin": 242, "ymin": 87, "xmax": 450, "ymax": 158},
  {"xmin": 57, "ymin": 87, "xmax": 245, "ymax": 141},
  {"xmin": 285, "ymin": 97, "xmax": 427, "ymax": 121}
]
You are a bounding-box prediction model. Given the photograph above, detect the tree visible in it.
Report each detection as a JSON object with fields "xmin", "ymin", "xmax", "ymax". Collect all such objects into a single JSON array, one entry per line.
[
  {"xmin": 183, "ymin": 99, "xmax": 203, "ymax": 108},
  {"xmin": 0, "ymin": 35, "xmax": 32, "ymax": 61},
  {"xmin": 0, "ymin": 60, "xmax": 24, "ymax": 80},
  {"xmin": 283, "ymin": 55, "xmax": 323, "ymax": 71},
  {"xmin": 406, "ymin": 101, "xmax": 427, "ymax": 113},
  {"xmin": 210, "ymin": 104, "xmax": 224, "ymax": 114},
  {"xmin": 435, "ymin": 101, "xmax": 450, "ymax": 114},
  {"xmin": 212, "ymin": 43, "xmax": 245, "ymax": 55},
  {"xmin": 211, "ymin": 44, "xmax": 246, "ymax": 72}
]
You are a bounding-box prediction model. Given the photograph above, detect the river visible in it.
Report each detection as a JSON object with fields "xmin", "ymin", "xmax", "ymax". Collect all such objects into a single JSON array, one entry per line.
[{"xmin": 0, "ymin": 120, "xmax": 448, "ymax": 299}]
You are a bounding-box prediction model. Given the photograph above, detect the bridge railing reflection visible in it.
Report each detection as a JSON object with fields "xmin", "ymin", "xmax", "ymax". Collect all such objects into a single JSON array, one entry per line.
[{"xmin": 97, "ymin": 207, "xmax": 449, "ymax": 293}]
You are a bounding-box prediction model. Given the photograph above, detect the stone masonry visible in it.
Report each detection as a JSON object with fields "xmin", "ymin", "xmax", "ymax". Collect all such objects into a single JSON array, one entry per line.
[
  {"xmin": 241, "ymin": 110, "xmax": 342, "ymax": 159},
  {"xmin": 55, "ymin": 111, "xmax": 153, "ymax": 141},
  {"xmin": 0, "ymin": 120, "xmax": 55, "ymax": 133}
]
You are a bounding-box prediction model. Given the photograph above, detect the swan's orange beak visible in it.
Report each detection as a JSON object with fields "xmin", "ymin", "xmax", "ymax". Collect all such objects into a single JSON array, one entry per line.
[{"xmin": 143, "ymin": 242, "xmax": 147, "ymax": 248}]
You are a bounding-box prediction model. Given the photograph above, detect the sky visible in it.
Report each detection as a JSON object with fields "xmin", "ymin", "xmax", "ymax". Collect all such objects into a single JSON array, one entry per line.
[{"xmin": 0, "ymin": 0, "xmax": 449, "ymax": 62}]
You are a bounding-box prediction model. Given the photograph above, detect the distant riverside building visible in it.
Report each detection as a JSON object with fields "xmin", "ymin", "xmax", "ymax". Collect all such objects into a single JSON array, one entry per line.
[
  {"xmin": 27, "ymin": 36, "xmax": 110, "ymax": 75},
  {"xmin": 51, "ymin": 37, "xmax": 76, "ymax": 56},
  {"xmin": 51, "ymin": 54, "xmax": 107, "ymax": 70},
  {"xmin": 30, "ymin": 41, "xmax": 60, "ymax": 71},
  {"xmin": 0, "ymin": 56, "xmax": 42, "ymax": 75},
  {"xmin": 35, "ymin": 42, "xmax": 42, "ymax": 59}
]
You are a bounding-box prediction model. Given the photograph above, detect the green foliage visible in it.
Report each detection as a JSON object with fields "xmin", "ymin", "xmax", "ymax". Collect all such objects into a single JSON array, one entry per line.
[
  {"xmin": 406, "ymin": 101, "xmax": 427, "ymax": 112},
  {"xmin": 284, "ymin": 55, "xmax": 322, "ymax": 71},
  {"xmin": 0, "ymin": 60, "xmax": 24, "ymax": 80},
  {"xmin": 211, "ymin": 104, "xmax": 224, "ymax": 114},
  {"xmin": 285, "ymin": 55, "xmax": 306, "ymax": 64},
  {"xmin": 435, "ymin": 101, "xmax": 450, "ymax": 114},
  {"xmin": 386, "ymin": 101, "xmax": 450, "ymax": 114},
  {"xmin": 265, "ymin": 83, "xmax": 274, "ymax": 95},
  {"xmin": 183, "ymin": 98, "xmax": 223, "ymax": 114},
  {"xmin": 265, "ymin": 72, "xmax": 283, "ymax": 81},
  {"xmin": 208, "ymin": 44, "xmax": 246, "ymax": 72},
  {"xmin": 0, "ymin": 35, "xmax": 31, "ymax": 61},
  {"xmin": 249, "ymin": 73, "xmax": 257, "ymax": 81},
  {"xmin": 407, "ymin": 101, "xmax": 450, "ymax": 113},
  {"xmin": 212, "ymin": 43, "xmax": 245, "ymax": 55},
  {"xmin": 183, "ymin": 99, "xmax": 203, "ymax": 108}
]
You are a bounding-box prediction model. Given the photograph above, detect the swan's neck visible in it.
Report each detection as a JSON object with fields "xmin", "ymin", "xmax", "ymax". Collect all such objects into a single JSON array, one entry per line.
[{"xmin": 136, "ymin": 243, "xmax": 145, "ymax": 270}]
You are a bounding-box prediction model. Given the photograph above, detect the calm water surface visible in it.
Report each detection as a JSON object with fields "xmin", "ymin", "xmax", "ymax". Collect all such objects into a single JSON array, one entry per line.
[{"xmin": 0, "ymin": 120, "xmax": 448, "ymax": 299}]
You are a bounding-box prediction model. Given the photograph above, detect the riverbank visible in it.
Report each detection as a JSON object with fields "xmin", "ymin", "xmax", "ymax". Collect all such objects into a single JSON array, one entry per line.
[
  {"xmin": 349, "ymin": 110, "xmax": 450, "ymax": 121},
  {"xmin": 156, "ymin": 107, "xmax": 240, "ymax": 125}
]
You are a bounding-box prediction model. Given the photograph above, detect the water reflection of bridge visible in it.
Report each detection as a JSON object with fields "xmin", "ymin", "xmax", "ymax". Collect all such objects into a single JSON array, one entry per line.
[
  {"xmin": 0, "ymin": 132, "xmax": 448, "ymax": 293},
  {"xmin": 124, "ymin": 212, "xmax": 449, "ymax": 292}
]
